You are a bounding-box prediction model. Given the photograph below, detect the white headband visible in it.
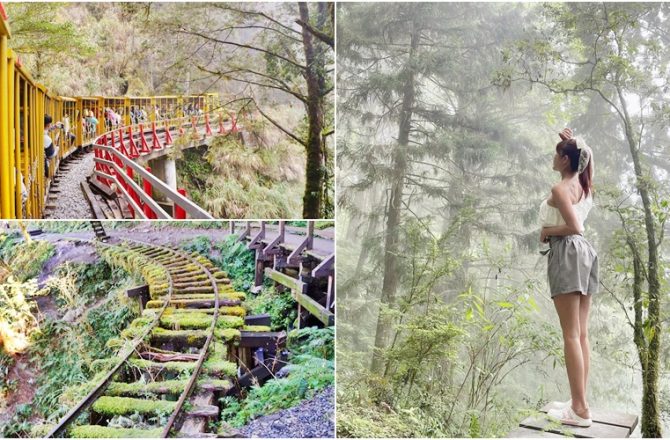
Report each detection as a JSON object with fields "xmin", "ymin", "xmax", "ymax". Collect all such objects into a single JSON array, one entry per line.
[{"xmin": 575, "ymin": 137, "xmax": 592, "ymax": 174}]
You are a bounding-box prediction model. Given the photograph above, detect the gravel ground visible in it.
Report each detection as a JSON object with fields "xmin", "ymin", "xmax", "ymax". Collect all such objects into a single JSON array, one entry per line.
[
  {"xmin": 238, "ymin": 386, "xmax": 335, "ymax": 438},
  {"xmin": 46, "ymin": 151, "xmax": 95, "ymax": 219}
]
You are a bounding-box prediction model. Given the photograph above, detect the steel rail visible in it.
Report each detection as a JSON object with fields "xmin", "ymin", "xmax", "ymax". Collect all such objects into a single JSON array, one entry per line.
[{"xmin": 46, "ymin": 240, "xmax": 177, "ymax": 438}]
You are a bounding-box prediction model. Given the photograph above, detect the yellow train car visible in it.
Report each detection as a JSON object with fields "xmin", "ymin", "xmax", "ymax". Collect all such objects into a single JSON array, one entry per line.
[{"xmin": 2, "ymin": 6, "xmax": 221, "ymax": 219}]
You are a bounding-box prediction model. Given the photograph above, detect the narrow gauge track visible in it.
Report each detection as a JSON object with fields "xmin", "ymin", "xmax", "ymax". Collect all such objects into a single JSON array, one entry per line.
[{"xmin": 47, "ymin": 239, "xmax": 247, "ymax": 438}]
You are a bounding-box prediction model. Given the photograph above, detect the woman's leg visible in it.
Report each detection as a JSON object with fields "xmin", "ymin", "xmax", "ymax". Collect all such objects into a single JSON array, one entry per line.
[
  {"xmin": 553, "ymin": 293, "xmax": 590, "ymax": 418},
  {"xmin": 579, "ymin": 294, "xmax": 591, "ymax": 399}
]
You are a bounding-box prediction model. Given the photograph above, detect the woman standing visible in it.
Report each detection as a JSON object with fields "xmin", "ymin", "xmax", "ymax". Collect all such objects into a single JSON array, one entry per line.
[{"xmin": 539, "ymin": 128, "xmax": 598, "ymax": 427}]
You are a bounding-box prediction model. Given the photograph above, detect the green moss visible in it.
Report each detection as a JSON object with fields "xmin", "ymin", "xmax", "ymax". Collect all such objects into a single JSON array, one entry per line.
[
  {"xmin": 152, "ymin": 327, "xmax": 208, "ymax": 345},
  {"xmin": 164, "ymin": 306, "xmax": 245, "ymax": 317},
  {"xmin": 91, "ymin": 357, "xmax": 120, "ymax": 373},
  {"xmin": 92, "ymin": 396, "xmax": 177, "ymax": 416},
  {"xmin": 142, "ymin": 309, "xmax": 159, "ymax": 317},
  {"xmin": 160, "ymin": 313, "xmax": 212, "ymax": 329},
  {"xmin": 203, "ymin": 359, "xmax": 237, "ymax": 376},
  {"xmin": 128, "ymin": 358, "xmax": 196, "ymax": 373},
  {"xmin": 198, "ymin": 378, "xmax": 232, "ymax": 391},
  {"xmin": 120, "ymin": 316, "xmax": 154, "ymax": 339},
  {"xmin": 210, "ymin": 341, "xmax": 227, "ymax": 359},
  {"xmin": 214, "ymin": 328, "xmax": 241, "ymax": 342},
  {"xmin": 213, "ymin": 271, "xmax": 228, "ymax": 278},
  {"xmin": 105, "ymin": 338, "xmax": 124, "ymax": 349},
  {"xmin": 221, "ymin": 306, "xmax": 247, "ymax": 317},
  {"xmin": 146, "ymin": 300, "xmax": 166, "ymax": 309},
  {"xmin": 174, "ymin": 273, "xmax": 207, "ymax": 281},
  {"xmin": 106, "ymin": 379, "xmax": 188, "ymax": 396},
  {"xmin": 30, "ymin": 424, "xmax": 55, "ymax": 437},
  {"xmin": 217, "ymin": 315, "xmax": 245, "ymax": 329},
  {"xmin": 172, "ymin": 293, "xmax": 216, "ymax": 299},
  {"xmin": 243, "ymin": 325, "xmax": 272, "ymax": 332},
  {"xmin": 220, "ymin": 291, "xmax": 246, "ymax": 301},
  {"xmin": 70, "ymin": 425, "xmax": 164, "ymax": 438},
  {"xmin": 159, "ymin": 313, "xmax": 244, "ymax": 330}
]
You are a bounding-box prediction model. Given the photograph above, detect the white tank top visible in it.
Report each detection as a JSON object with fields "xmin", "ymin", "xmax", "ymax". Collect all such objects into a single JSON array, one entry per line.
[{"xmin": 539, "ymin": 194, "xmax": 592, "ymax": 232}]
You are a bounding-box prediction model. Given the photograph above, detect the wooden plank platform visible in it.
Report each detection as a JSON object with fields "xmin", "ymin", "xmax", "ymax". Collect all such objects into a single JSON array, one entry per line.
[{"xmin": 512, "ymin": 404, "xmax": 638, "ymax": 438}]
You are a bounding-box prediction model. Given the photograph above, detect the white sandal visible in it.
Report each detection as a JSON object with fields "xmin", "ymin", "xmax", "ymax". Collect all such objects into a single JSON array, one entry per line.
[{"xmin": 547, "ymin": 406, "xmax": 592, "ymax": 428}]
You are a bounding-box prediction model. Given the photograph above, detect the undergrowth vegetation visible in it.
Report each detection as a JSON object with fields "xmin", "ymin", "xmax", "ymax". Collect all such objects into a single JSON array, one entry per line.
[
  {"xmin": 220, "ymin": 327, "xmax": 334, "ymax": 427},
  {"xmin": 0, "ymin": 256, "xmax": 139, "ymax": 437},
  {"xmin": 177, "ymin": 133, "xmax": 304, "ymax": 218},
  {"xmin": 0, "ymin": 234, "xmax": 54, "ymax": 282},
  {"xmin": 0, "ymin": 233, "xmax": 54, "ymax": 356}
]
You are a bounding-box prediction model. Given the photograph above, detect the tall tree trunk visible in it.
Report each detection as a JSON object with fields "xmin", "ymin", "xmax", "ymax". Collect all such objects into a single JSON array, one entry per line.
[
  {"xmin": 299, "ymin": 2, "xmax": 325, "ymax": 218},
  {"xmin": 618, "ymin": 87, "xmax": 663, "ymax": 438},
  {"xmin": 370, "ymin": 16, "xmax": 420, "ymax": 375}
]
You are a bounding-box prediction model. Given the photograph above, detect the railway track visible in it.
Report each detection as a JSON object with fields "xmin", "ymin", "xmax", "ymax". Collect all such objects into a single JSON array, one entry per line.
[{"xmin": 46, "ymin": 239, "xmax": 256, "ymax": 438}]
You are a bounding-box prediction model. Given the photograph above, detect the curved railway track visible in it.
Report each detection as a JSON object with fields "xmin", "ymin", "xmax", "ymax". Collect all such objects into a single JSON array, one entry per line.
[{"xmin": 46, "ymin": 239, "xmax": 249, "ymax": 438}]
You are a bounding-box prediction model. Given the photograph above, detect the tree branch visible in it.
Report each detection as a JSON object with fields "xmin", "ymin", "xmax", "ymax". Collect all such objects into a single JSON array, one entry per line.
[
  {"xmin": 176, "ymin": 28, "xmax": 307, "ymax": 70},
  {"xmin": 295, "ymin": 19, "xmax": 334, "ymax": 48}
]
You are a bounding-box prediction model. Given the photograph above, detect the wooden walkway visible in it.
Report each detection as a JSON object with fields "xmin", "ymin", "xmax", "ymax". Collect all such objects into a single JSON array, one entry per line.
[{"xmin": 509, "ymin": 404, "xmax": 638, "ymax": 438}]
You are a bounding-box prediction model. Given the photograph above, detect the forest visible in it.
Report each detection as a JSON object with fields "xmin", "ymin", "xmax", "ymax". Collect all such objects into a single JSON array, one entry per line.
[
  {"xmin": 5, "ymin": 2, "xmax": 334, "ymax": 218},
  {"xmin": 337, "ymin": 2, "xmax": 670, "ymax": 438},
  {"xmin": 0, "ymin": 221, "xmax": 334, "ymax": 437}
]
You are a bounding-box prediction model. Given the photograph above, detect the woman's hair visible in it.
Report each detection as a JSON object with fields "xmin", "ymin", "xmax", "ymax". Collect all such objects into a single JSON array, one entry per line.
[{"xmin": 556, "ymin": 139, "xmax": 593, "ymax": 198}]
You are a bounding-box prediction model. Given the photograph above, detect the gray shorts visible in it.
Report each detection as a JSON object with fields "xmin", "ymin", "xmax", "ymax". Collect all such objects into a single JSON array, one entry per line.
[{"xmin": 547, "ymin": 235, "xmax": 598, "ymax": 298}]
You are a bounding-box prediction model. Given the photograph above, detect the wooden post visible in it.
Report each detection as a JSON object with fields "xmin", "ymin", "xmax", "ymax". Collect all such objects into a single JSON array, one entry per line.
[
  {"xmin": 307, "ymin": 221, "xmax": 314, "ymax": 249},
  {"xmin": 255, "ymin": 248, "xmax": 265, "ymax": 288},
  {"xmin": 127, "ymin": 285, "xmax": 151, "ymax": 312}
]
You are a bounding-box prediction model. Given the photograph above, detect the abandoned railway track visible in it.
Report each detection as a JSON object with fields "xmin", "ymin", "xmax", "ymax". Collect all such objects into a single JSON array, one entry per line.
[{"xmin": 46, "ymin": 239, "xmax": 268, "ymax": 438}]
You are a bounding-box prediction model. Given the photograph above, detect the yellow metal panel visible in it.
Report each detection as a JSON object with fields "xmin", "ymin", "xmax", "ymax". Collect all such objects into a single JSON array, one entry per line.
[
  {"xmin": 8, "ymin": 49, "xmax": 15, "ymax": 218},
  {"xmin": 13, "ymin": 61, "xmax": 21, "ymax": 218},
  {"xmin": 0, "ymin": 35, "xmax": 10, "ymax": 218},
  {"xmin": 76, "ymin": 98, "xmax": 82, "ymax": 147},
  {"xmin": 21, "ymin": 78, "xmax": 30, "ymax": 217}
]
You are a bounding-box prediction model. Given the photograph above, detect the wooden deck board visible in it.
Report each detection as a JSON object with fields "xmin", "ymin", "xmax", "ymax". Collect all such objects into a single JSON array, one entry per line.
[
  {"xmin": 507, "ymin": 427, "xmax": 566, "ymax": 438},
  {"xmin": 519, "ymin": 415, "xmax": 631, "ymax": 438},
  {"xmin": 540, "ymin": 404, "xmax": 638, "ymax": 431}
]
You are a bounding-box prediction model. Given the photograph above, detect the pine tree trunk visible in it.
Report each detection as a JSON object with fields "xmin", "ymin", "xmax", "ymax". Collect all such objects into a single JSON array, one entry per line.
[
  {"xmin": 299, "ymin": 2, "xmax": 325, "ymax": 219},
  {"xmin": 370, "ymin": 16, "xmax": 420, "ymax": 375},
  {"xmin": 618, "ymin": 89, "xmax": 663, "ymax": 437}
]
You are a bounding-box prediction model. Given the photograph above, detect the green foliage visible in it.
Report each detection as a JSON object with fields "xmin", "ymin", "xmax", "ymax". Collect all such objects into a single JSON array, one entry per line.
[
  {"xmin": 220, "ymin": 354, "xmax": 333, "ymax": 427},
  {"xmin": 288, "ymin": 326, "xmax": 334, "ymax": 360},
  {"xmin": 0, "ymin": 276, "xmax": 42, "ymax": 355},
  {"xmin": 212, "ymin": 236, "xmax": 255, "ymax": 292},
  {"xmin": 176, "ymin": 148, "xmax": 215, "ymax": 207},
  {"xmin": 246, "ymin": 287, "xmax": 297, "ymax": 331},
  {"xmin": 336, "ymin": 398, "xmax": 424, "ymax": 438},
  {"xmin": 5, "ymin": 3, "xmax": 94, "ymax": 86},
  {"xmin": 0, "ymin": 235, "xmax": 55, "ymax": 282},
  {"xmin": 0, "ymin": 350, "xmax": 14, "ymax": 402},
  {"xmin": 181, "ymin": 236, "xmax": 213, "ymax": 256},
  {"xmin": 0, "ymin": 402, "xmax": 33, "ymax": 437},
  {"xmin": 177, "ymin": 136, "xmax": 304, "ymax": 218},
  {"xmin": 28, "ymin": 261, "xmax": 137, "ymax": 419}
]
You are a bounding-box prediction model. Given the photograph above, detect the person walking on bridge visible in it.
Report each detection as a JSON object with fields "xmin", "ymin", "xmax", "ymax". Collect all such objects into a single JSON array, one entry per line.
[{"xmin": 539, "ymin": 128, "xmax": 597, "ymax": 428}]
